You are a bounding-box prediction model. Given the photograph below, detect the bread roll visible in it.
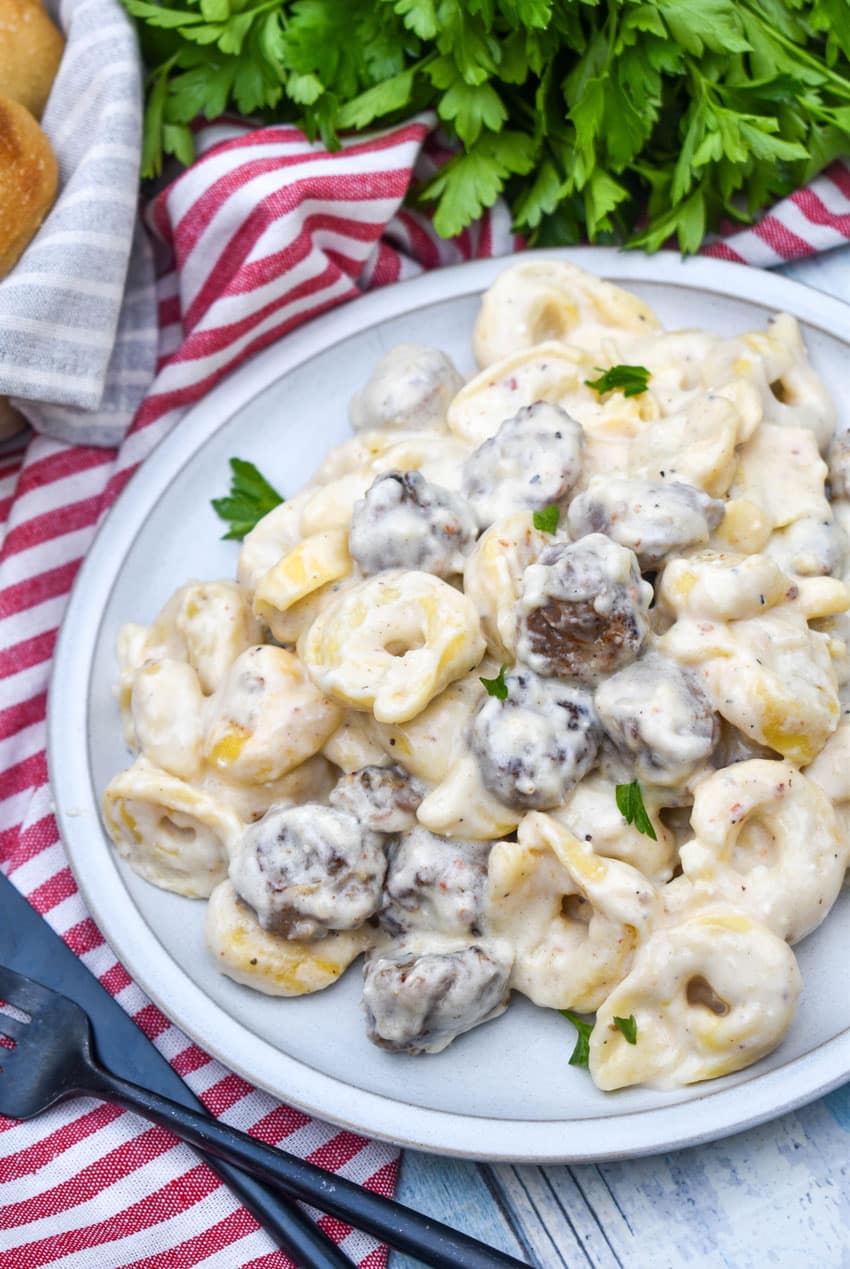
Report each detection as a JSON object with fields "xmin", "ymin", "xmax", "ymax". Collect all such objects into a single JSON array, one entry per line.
[
  {"xmin": 0, "ymin": 0, "xmax": 64, "ymax": 120},
  {"xmin": 0, "ymin": 95, "xmax": 58, "ymax": 278},
  {"xmin": 0, "ymin": 397, "xmax": 28, "ymax": 440}
]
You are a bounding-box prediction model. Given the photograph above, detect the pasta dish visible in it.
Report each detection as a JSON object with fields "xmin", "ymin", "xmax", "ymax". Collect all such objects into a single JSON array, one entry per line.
[{"xmin": 102, "ymin": 259, "xmax": 850, "ymax": 1091}]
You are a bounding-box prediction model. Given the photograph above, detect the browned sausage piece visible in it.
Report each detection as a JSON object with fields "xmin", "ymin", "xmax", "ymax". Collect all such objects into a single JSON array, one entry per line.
[{"xmin": 516, "ymin": 534, "xmax": 652, "ymax": 684}]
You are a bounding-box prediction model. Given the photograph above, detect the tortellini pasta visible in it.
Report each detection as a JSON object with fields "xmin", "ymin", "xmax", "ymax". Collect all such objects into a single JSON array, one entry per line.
[
  {"xmin": 487, "ymin": 813, "xmax": 659, "ymax": 1012},
  {"xmin": 299, "ymin": 570, "xmax": 485, "ymax": 723},
  {"xmin": 463, "ymin": 512, "xmax": 548, "ymax": 662},
  {"xmin": 416, "ymin": 749, "xmax": 523, "ymax": 841},
  {"xmin": 103, "ymin": 257, "xmax": 850, "ymax": 1088},
  {"xmin": 131, "ymin": 658, "xmax": 205, "ymax": 781},
  {"xmin": 206, "ymin": 880, "xmax": 374, "ymax": 997},
  {"xmin": 365, "ymin": 670, "xmax": 486, "ymax": 782},
  {"xmin": 680, "ymin": 759, "xmax": 846, "ymax": 944},
  {"xmin": 705, "ymin": 313, "xmax": 835, "ymax": 450},
  {"xmin": 660, "ymin": 552, "xmax": 846, "ymax": 765},
  {"xmin": 805, "ymin": 721, "xmax": 850, "ymax": 846},
  {"xmin": 200, "ymin": 754, "xmax": 336, "ymax": 824},
  {"xmin": 472, "ymin": 260, "xmax": 660, "ymax": 366},
  {"xmin": 321, "ymin": 712, "xmax": 390, "ymax": 773},
  {"xmin": 116, "ymin": 579, "xmax": 261, "ymax": 745},
  {"xmin": 237, "ymin": 495, "xmax": 313, "ymax": 593},
  {"xmin": 552, "ymin": 774, "xmax": 677, "ymax": 883},
  {"xmin": 627, "ymin": 394, "xmax": 743, "ymax": 497},
  {"xmin": 204, "ymin": 645, "xmax": 342, "ymax": 782},
  {"xmin": 252, "ymin": 529, "xmax": 352, "ymax": 642},
  {"xmin": 731, "ymin": 423, "xmax": 829, "ymax": 530},
  {"xmin": 589, "ymin": 910, "xmax": 802, "ymax": 1090},
  {"xmin": 103, "ymin": 757, "xmax": 242, "ymax": 898}
]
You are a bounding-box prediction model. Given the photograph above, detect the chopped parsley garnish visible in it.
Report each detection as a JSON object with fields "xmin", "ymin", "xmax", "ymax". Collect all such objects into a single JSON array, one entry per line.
[
  {"xmin": 480, "ymin": 664, "xmax": 509, "ymax": 700},
  {"xmin": 561, "ymin": 1010, "xmax": 594, "ymax": 1068},
  {"xmin": 585, "ymin": 365, "xmax": 651, "ymax": 398},
  {"xmin": 615, "ymin": 780, "xmax": 658, "ymax": 841},
  {"xmin": 533, "ymin": 504, "xmax": 560, "ymax": 534},
  {"xmin": 613, "ymin": 1014, "xmax": 638, "ymax": 1045},
  {"xmin": 211, "ymin": 458, "xmax": 284, "ymax": 541}
]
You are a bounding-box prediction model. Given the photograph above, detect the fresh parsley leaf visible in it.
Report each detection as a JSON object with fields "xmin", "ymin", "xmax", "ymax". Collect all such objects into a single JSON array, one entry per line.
[
  {"xmin": 615, "ymin": 780, "xmax": 658, "ymax": 842},
  {"xmin": 613, "ymin": 1014, "xmax": 638, "ymax": 1045},
  {"xmin": 513, "ymin": 157, "xmax": 564, "ymax": 231},
  {"xmin": 561, "ymin": 1010, "xmax": 594, "ymax": 1068},
  {"xmin": 211, "ymin": 458, "xmax": 284, "ymax": 541},
  {"xmin": 480, "ymin": 664, "xmax": 508, "ymax": 699},
  {"xmin": 585, "ymin": 365, "xmax": 651, "ymax": 398},
  {"xmin": 336, "ymin": 69, "xmax": 415, "ymax": 129},
  {"xmin": 163, "ymin": 121, "xmax": 195, "ymax": 167},
  {"xmin": 584, "ymin": 167, "xmax": 630, "ymax": 238},
  {"xmin": 140, "ymin": 65, "xmax": 170, "ymax": 180},
  {"xmin": 124, "ymin": 0, "xmax": 205, "ymax": 27},
  {"xmin": 395, "ymin": 0, "xmax": 437, "ymax": 41},
  {"xmin": 533, "ymin": 504, "xmax": 560, "ymax": 533},
  {"xmin": 423, "ymin": 131, "xmax": 535, "ymax": 238},
  {"xmin": 287, "ymin": 71, "xmax": 325, "ymax": 106},
  {"xmin": 438, "ymin": 78, "xmax": 507, "ymax": 147},
  {"xmin": 657, "ymin": 0, "xmax": 751, "ymax": 58}
]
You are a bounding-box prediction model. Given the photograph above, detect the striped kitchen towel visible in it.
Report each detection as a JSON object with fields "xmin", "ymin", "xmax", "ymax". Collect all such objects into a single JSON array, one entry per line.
[
  {"xmin": 0, "ymin": 118, "xmax": 519, "ymax": 1269},
  {"xmin": 0, "ymin": 0, "xmax": 158, "ymax": 447},
  {"xmin": 4, "ymin": 108, "xmax": 850, "ymax": 1267}
]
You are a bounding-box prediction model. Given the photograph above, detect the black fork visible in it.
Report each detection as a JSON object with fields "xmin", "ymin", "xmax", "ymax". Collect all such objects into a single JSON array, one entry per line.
[{"xmin": 0, "ymin": 965, "xmax": 529, "ymax": 1269}]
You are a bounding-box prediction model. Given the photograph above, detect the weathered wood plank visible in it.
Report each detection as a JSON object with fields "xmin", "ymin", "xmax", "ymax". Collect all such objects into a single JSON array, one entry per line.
[
  {"xmin": 391, "ymin": 1091, "xmax": 850, "ymax": 1269},
  {"xmin": 485, "ymin": 1163, "xmax": 620, "ymax": 1269},
  {"xmin": 515, "ymin": 1165, "xmax": 625, "ymax": 1268},
  {"xmin": 590, "ymin": 1098, "xmax": 850, "ymax": 1268},
  {"xmin": 391, "ymin": 1151, "xmax": 530, "ymax": 1268}
]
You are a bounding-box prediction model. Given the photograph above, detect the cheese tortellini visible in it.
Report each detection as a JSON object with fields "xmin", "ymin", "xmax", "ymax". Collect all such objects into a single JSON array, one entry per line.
[
  {"xmin": 103, "ymin": 258, "xmax": 849, "ymax": 1087},
  {"xmin": 472, "ymin": 259, "xmax": 660, "ymax": 366},
  {"xmin": 207, "ymin": 880, "xmax": 374, "ymax": 997},
  {"xmin": 660, "ymin": 551, "xmax": 845, "ymax": 765},
  {"xmin": 103, "ymin": 757, "xmax": 242, "ymax": 898},
  {"xmin": 487, "ymin": 813, "xmax": 659, "ymax": 1012},
  {"xmin": 590, "ymin": 911, "xmax": 802, "ymax": 1090},
  {"xmin": 204, "ymin": 645, "xmax": 342, "ymax": 782},
  {"xmin": 299, "ymin": 570, "xmax": 485, "ymax": 723},
  {"xmin": 679, "ymin": 759, "xmax": 847, "ymax": 944}
]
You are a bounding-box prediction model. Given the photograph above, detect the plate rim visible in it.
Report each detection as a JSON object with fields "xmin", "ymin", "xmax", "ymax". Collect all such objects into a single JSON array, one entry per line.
[{"xmin": 49, "ymin": 246, "xmax": 850, "ymax": 1162}]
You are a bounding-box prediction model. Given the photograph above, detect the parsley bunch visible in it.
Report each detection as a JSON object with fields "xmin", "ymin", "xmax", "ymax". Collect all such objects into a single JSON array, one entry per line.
[{"xmin": 128, "ymin": 0, "xmax": 850, "ymax": 252}]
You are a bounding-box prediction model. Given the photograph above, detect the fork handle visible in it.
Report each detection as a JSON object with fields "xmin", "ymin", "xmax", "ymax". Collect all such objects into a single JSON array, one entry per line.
[
  {"xmin": 86, "ymin": 1064, "xmax": 529, "ymax": 1269},
  {"xmin": 202, "ymin": 1155, "xmax": 354, "ymax": 1268}
]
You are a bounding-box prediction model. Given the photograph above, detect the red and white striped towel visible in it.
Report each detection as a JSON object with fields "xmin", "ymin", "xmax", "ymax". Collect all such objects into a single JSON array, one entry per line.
[{"xmin": 3, "ymin": 116, "xmax": 850, "ymax": 1268}]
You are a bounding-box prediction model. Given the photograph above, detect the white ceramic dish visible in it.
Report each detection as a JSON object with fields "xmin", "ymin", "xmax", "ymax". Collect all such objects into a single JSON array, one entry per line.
[{"xmin": 49, "ymin": 248, "xmax": 850, "ymax": 1162}]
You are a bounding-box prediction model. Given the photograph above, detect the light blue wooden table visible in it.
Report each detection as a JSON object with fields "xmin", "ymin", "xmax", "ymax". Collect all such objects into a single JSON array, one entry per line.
[{"xmin": 393, "ymin": 246, "xmax": 850, "ymax": 1269}]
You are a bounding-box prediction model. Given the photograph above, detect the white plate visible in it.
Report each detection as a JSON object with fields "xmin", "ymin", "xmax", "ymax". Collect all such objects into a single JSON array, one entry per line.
[{"xmin": 49, "ymin": 248, "xmax": 850, "ymax": 1163}]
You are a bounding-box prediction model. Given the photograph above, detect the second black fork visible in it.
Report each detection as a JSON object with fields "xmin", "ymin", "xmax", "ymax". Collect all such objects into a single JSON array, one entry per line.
[{"xmin": 0, "ymin": 963, "xmax": 530, "ymax": 1269}]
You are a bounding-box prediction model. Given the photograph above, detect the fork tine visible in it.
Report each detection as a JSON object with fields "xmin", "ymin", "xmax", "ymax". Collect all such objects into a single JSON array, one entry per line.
[
  {"xmin": 0, "ymin": 964, "xmax": 57, "ymax": 1014},
  {"xmin": 0, "ymin": 965, "xmax": 93, "ymax": 1121},
  {"xmin": 0, "ymin": 1011, "xmax": 29, "ymax": 1041}
]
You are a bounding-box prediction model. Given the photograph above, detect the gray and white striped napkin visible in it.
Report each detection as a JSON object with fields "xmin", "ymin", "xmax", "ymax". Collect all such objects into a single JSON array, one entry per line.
[{"xmin": 0, "ymin": 0, "xmax": 157, "ymax": 446}]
